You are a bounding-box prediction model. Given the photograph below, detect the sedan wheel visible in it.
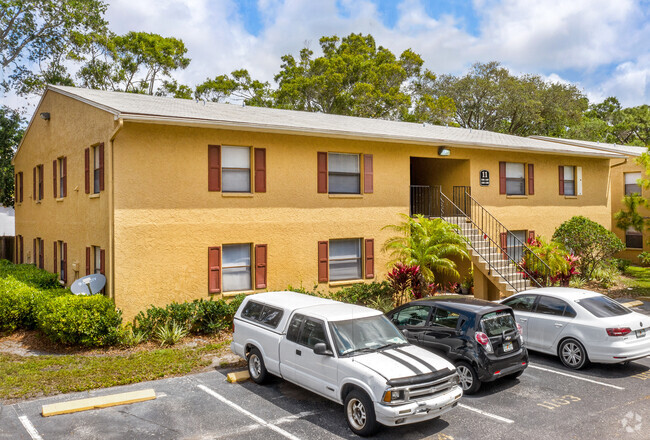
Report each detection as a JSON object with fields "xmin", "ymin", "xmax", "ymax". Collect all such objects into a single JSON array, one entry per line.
[
  {"xmin": 456, "ymin": 361, "xmax": 481, "ymax": 394},
  {"xmin": 559, "ymin": 339, "xmax": 588, "ymax": 370}
]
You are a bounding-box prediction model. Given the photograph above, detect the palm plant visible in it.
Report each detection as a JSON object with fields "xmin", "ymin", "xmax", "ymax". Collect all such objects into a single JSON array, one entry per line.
[{"xmin": 383, "ymin": 214, "xmax": 469, "ymax": 284}]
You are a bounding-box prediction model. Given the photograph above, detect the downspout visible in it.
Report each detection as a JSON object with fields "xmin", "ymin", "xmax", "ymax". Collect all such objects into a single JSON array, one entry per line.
[
  {"xmin": 610, "ymin": 158, "xmax": 628, "ymax": 168},
  {"xmin": 108, "ymin": 118, "xmax": 123, "ymax": 302}
]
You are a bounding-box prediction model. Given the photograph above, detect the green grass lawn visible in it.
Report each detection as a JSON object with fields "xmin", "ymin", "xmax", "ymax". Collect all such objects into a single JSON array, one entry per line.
[
  {"xmin": 622, "ymin": 265, "xmax": 650, "ymax": 297},
  {"xmin": 0, "ymin": 341, "xmax": 229, "ymax": 403}
]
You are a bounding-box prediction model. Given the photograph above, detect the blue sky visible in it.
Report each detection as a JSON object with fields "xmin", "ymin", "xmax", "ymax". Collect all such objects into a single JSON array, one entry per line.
[{"xmin": 5, "ymin": 0, "xmax": 650, "ymax": 110}]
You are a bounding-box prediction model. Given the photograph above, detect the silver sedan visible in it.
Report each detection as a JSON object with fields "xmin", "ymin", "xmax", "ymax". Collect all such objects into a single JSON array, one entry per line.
[{"xmin": 501, "ymin": 287, "xmax": 650, "ymax": 369}]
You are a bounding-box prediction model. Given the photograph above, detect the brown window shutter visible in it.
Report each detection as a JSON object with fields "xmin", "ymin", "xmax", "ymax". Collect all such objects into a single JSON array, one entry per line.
[
  {"xmin": 317, "ymin": 152, "xmax": 328, "ymax": 193},
  {"xmin": 528, "ymin": 164, "xmax": 534, "ymax": 195},
  {"xmin": 318, "ymin": 241, "xmax": 328, "ymax": 282},
  {"xmin": 19, "ymin": 172, "xmax": 23, "ymax": 202},
  {"xmin": 363, "ymin": 154, "xmax": 373, "ymax": 194},
  {"xmin": 19, "ymin": 236, "xmax": 23, "ymax": 263},
  {"xmin": 499, "ymin": 162, "xmax": 506, "ymax": 194},
  {"xmin": 14, "ymin": 174, "xmax": 18, "ymax": 203},
  {"xmin": 208, "ymin": 246, "xmax": 222, "ymax": 293},
  {"xmin": 62, "ymin": 242, "xmax": 67, "ymax": 282},
  {"xmin": 53, "ymin": 160, "xmax": 57, "ymax": 198},
  {"xmin": 364, "ymin": 239, "xmax": 374, "ymax": 278},
  {"xmin": 86, "ymin": 247, "xmax": 91, "ymax": 275},
  {"xmin": 558, "ymin": 166, "xmax": 564, "ymax": 195},
  {"xmin": 62, "ymin": 157, "xmax": 67, "ymax": 197},
  {"xmin": 99, "ymin": 142, "xmax": 105, "ymax": 191},
  {"xmin": 254, "ymin": 148, "xmax": 266, "ymax": 193},
  {"xmin": 38, "ymin": 165, "xmax": 43, "ymax": 199},
  {"xmin": 33, "ymin": 238, "xmax": 36, "ymax": 265},
  {"xmin": 15, "ymin": 236, "xmax": 19, "ymax": 264},
  {"xmin": 100, "ymin": 249, "xmax": 105, "ymax": 275},
  {"xmin": 528, "ymin": 230, "xmax": 535, "ymax": 244},
  {"xmin": 39, "ymin": 239, "xmax": 44, "ymax": 269},
  {"xmin": 255, "ymin": 244, "xmax": 267, "ymax": 289},
  {"xmin": 33, "ymin": 167, "xmax": 36, "ymax": 200},
  {"xmin": 53, "ymin": 241, "xmax": 57, "ymax": 274},
  {"xmin": 85, "ymin": 148, "xmax": 90, "ymax": 194},
  {"xmin": 208, "ymin": 145, "xmax": 221, "ymax": 191},
  {"xmin": 500, "ymin": 232, "xmax": 508, "ymax": 259}
]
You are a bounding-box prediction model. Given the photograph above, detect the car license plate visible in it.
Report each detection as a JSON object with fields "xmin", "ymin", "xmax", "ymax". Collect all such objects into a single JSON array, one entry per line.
[
  {"xmin": 637, "ymin": 328, "xmax": 647, "ymax": 338},
  {"xmin": 503, "ymin": 342, "xmax": 514, "ymax": 352}
]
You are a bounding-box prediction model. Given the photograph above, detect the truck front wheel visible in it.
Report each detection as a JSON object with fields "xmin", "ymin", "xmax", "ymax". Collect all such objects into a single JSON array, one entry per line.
[
  {"xmin": 344, "ymin": 389, "xmax": 379, "ymax": 436},
  {"xmin": 247, "ymin": 348, "xmax": 268, "ymax": 384}
]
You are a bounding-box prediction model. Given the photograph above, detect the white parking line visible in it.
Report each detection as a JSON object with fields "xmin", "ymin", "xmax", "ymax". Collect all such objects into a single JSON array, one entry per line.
[
  {"xmin": 197, "ymin": 384, "xmax": 302, "ymax": 440},
  {"xmin": 458, "ymin": 403, "xmax": 514, "ymax": 424},
  {"xmin": 528, "ymin": 364, "xmax": 625, "ymax": 390},
  {"xmin": 18, "ymin": 415, "xmax": 43, "ymax": 440}
]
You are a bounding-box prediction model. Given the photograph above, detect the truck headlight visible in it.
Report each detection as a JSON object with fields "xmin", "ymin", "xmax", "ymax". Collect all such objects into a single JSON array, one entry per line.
[{"xmin": 382, "ymin": 389, "xmax": 405, "ymax": 403}]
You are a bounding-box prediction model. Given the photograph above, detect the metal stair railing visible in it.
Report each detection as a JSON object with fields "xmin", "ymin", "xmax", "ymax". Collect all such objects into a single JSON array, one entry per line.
[{"xmin": 437, "ymin": 191, "xmax": 551, "ymax": 292}]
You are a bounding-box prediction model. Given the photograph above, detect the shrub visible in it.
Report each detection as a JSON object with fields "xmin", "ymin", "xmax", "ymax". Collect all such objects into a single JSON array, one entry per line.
[
  {"xmin": 387, "ymin": 264, "xmax": 425, "ymax": 305},
  {"xmin": 0, "ymin": 276, "xmax": 67, "ymax": 332},
  {"xmin": 0, "ymin": 260, "xmax": 60, "ymax": 289},
  {"xmin": 591, "ymin": 264, "xmax": 620, "ymax": 289},
  {"xmin": 118, "ymin": 324, "xmax": 147, "ymax": 347},
  {"xmin": 194, "ymin": 295, "xmax": 245, "ymax": 334},
  {"xmin": 155, "ymin": 322, "xmax": 188, "ymax": 346},
  {"xmin": 552, "ymin": 216, "xmax": 625, "ymax": 280},
  {"xmin": 611, "ymin": 258, "xmax": 631, "ymax": 271},
  {"xmin": 639, "ymin": 252, "xmax": 650, "ymax": 267},
  {"xmin": 330, "ymin": 281, "xmax": 395, "ymax": 307},
  {"xmin": 521, "ymin": 236, "xmax": 579, "ymax": 286},
  {"xmin": 37, "ymin": 295, "xmax": 122, "ymax": 346}
]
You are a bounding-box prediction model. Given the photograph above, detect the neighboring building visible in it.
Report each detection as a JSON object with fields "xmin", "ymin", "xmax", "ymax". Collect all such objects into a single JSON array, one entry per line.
[
  {"xmin": 533, "ymin": 137, "xmax": 649, "ymax": 263},
  {"xmin": 13, "ymin": 86, "xmax": 625, "ymax": 319}
]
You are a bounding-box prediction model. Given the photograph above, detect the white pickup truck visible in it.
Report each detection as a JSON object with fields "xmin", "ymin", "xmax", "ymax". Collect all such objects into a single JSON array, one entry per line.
[{"xmin": 231, "ymin": 291, "xmax": 463, "ymax": 436}]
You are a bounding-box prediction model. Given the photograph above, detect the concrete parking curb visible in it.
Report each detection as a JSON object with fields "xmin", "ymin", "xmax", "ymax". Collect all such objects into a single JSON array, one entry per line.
[
  {"xmin": 621, "ymin": 300, "xmax": 644, "ymax": 308},
  {"xmin": 227, "ymin": 371, "xmax": 250, "ymax": 383},
  {"xmin": 42, "ymin": 389, "xmax": 156, "ymax": 417}
]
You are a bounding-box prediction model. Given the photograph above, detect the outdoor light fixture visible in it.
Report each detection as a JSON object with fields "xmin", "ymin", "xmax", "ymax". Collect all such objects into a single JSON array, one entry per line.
[
  {"xmin": 40, "ymin": 112, "xmax": 50, "ymax": 120},
  {"xmin": 438, "ymin": 146, "xmax": 451, "ymax": 156}
]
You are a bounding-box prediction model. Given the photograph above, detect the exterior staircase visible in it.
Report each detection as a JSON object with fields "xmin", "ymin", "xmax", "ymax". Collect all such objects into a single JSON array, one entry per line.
[{"xmin": 410, "ymin": 186, "xmax": 551, "ymax": 297}]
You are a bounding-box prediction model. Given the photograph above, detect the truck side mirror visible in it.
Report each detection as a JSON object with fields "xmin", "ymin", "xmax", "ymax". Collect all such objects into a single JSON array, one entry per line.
[{"xmin": 314, "ymin": 342, "xmax": 333, "ymax": 356}]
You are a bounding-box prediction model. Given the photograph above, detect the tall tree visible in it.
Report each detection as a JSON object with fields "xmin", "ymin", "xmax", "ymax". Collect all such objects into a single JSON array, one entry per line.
[
  {"xmin": 195, "ymin": 69, "xmax": 271, "ymax": 106},
  {"xmin": 421, "ymin": 61, "xmax": 587, "ymax": 136},
  {"xmin": 1, "ymin": 0, "xmax": 108, "ymax": 93},
  {"xmin": 0, "ymin": 106, "xmax": 24, "ymax": 207}
]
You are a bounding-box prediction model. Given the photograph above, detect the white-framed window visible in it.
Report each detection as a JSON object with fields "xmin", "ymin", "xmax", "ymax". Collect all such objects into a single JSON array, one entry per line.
[
  {"xmin": 58, "ymin": 240, "xmax": 65, "ymax": 281},
  {"xmin": 626, "ymin": 227, "xmax": 643, "ymax": 249},
  {"xmin": 329, "ymin": 238, "xmax": 362, "ymax": 281},
  {"xmin": 222, "ymin": 146, "xmax": 251, "ymax": 193},
  {"xmin": 625, "ymin": 172, "xmax": 642, "ymax": 196},
  {"xmin": 222, "ymin": 243, "xmax": 252, "ymax": 291},
  {"xmin": 505, "ymin": 162, "xmax": 525, "ymax": 195},
  {"xmin": 328, "ymin": 153, "xmax": 360, "ymax": 194},
  {"xmin": 93, "ymin": 145, "xmax": 101, "ymax": 194},
  {"xmin": 93, "ymin": 246, "xmax": 101, "ymax": 274},
  {"xmin": 563, "ymin": 166, "xmax": 576, "ymax": 196}
]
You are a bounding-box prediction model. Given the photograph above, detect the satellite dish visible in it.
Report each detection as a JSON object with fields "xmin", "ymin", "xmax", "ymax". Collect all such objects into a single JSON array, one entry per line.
[{"xmin": 70, "ymin": 274, "xmax": 106, "ymax": 296}]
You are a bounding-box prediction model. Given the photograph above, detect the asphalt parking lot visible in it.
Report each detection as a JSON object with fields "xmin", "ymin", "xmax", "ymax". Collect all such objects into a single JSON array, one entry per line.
[{"xmin": 1, "ymin": 350, "xmax": 648, "ymax": 440}]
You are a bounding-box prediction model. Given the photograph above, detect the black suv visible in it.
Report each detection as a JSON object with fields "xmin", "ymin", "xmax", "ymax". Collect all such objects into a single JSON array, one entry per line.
[{"xmin": 387, "ymin": 296, "xmax": 528, "ymax": 394}]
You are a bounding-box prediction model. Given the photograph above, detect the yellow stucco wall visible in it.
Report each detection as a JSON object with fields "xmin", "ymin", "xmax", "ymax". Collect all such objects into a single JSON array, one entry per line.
[
  {"xmin": 610, "ymin": 158, "xmax": 649, "ymax": 262},
  {"xmin": 13, "ymin": 91, "xmax": 114, "ymax": 288},
  {"xmin": 14, "ymin": 90, "xmax": 617, "ymax": 320}
]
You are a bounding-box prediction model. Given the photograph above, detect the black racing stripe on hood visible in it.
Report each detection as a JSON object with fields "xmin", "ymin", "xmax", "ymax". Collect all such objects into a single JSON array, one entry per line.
[
  {"xmin": 393, "ymin": 347, "xmax": 437, "ymax": 372},
  {"xmin": 380, "ymin": 351, "xmax": 425, "ymax": 375}
]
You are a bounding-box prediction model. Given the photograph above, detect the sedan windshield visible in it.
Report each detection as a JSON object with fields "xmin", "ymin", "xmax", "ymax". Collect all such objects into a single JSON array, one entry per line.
[
  {"xmin": 576, "ymin": 296, "xmax": 632, "ymax": 318},
  {"xmin": 330, "ymin": 315, "xmax": 408, "ymax": 357}
]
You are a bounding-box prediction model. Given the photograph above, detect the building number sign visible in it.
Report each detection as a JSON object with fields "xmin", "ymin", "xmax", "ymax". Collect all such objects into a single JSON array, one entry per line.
[{"xmin": 480, "ymin": 170, "xmax": 490, "ymax": 186}]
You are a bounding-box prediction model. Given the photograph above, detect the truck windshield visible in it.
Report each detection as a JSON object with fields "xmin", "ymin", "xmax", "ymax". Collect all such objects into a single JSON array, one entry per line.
[{"xmin": 330, "ymin": 315, "xmax": 408, "ymax": 357}]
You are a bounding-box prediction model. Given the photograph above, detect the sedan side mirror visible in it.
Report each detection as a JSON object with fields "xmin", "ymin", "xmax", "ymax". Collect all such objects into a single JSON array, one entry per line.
[
  {"xmin": 314, "ymin": 342, "xmax": 333, "ymax": 356},
  {"xmin": 401, "ymin": 329, "xmax": 409, "ymax": 337}
]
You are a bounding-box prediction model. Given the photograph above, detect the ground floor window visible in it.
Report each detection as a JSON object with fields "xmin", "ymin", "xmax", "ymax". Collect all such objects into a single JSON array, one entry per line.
[
  {"xmin": 222, "ymin": 244, "xmax": 252, "ymax": 292},
  {"xmin": 626, "ymin": 227, "xmax": 643, "ymax": 249},
  {"xmin": 94, "ymin": 246, "xmax": 101, "ymax": 274},
  {"xmin": 59, "ymin": 241, "xmax": 65, "ymax": 281},
  {"xmin": 329, "ymin": 239, "xmax": 362, "ymax": 281}
]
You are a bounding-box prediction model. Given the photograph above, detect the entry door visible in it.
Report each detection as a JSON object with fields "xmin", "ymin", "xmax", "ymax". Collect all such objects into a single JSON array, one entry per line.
[{"xmin": 292, "ymin": 318, "xmax": 339, "ymax": 400}]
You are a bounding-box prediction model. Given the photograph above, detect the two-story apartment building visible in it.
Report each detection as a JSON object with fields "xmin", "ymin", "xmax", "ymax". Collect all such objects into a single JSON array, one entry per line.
[{"xmin": 13, "ymin": 86, "xmax": 626, "ymax": 319}]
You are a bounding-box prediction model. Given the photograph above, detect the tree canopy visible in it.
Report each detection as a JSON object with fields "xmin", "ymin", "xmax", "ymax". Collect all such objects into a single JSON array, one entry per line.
[{"xmin": 0, "ymin": 106, "xmax": 24, "ymax": 206}]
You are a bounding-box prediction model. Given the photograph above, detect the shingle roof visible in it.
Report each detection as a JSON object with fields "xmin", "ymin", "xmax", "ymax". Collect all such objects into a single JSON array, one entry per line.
[
  {"xmin": 530, "ymin": 136, "xmax": 647, "ymax": 157},
  {"xmin": 47, "ymin": 85, "xmax": 624, "ymax": 158}
]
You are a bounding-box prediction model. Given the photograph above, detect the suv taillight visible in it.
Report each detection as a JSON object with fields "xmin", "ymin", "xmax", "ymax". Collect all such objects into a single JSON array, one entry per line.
[
  {"xmin": 606, "ymin": 327, "xmax": 631, "ymax": 337},
  {"xmin": 475, "ymin": 331, "xmax": 493, "ymax": 353}
]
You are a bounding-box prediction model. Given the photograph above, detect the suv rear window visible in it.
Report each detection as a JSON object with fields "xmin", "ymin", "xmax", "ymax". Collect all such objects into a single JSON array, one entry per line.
[
  {"xmin": 480, "ymin": 311, "xmax": 517, "ymax": 337},
  {"xmin": 241, "ymin": 300, "xmax": 284, "ymax": 328},
  {"xmin": 576, "ymin": 296, "xmax": 632, "ymax": 318}
]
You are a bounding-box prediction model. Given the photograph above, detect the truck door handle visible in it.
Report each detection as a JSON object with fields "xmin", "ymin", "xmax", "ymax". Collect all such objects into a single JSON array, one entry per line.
[
  {"xmin": 296, "ymin": 349, "xmax": 301, "ymax": 356},
  {"xmin": 554, "ymin": 323, "xmax": 563, "ymax": 327}
]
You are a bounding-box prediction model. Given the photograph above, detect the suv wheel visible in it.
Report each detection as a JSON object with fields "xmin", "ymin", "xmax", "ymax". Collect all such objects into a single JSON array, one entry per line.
[
  {"xmin": 456, "ymin": 361, "xmax": 481, "ymax": 394},
  {"xmin": 558, "ymin": 338, "xmax": 589, "ymax": 370},
  {"xmin": 247, "ymin": 347, "xmax": 268, "ymax": 384},
  {"xmin": 344, "ymin": 389, "xmax": 379, "ymax": 436}
]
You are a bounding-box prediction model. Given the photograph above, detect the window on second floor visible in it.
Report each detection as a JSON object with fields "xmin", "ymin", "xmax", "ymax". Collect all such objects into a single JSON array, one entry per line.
[
  {"xmin": 221, "ymin": 146, "xmax": 251, "ymax": 193},
  {"xmin": 625, "ymin": 172, "xmax": 642, "ymax": 196},
  {"xmin": 328, "ymin": 153, "xmax": 360, "ymax": 194},
  {"xmin": 93, "ymin": 145, "xmax": 101, "ymax": 194},
  {"xmin": 505, "ymin": 162, "xmax": 525, "ymax": 195}
]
